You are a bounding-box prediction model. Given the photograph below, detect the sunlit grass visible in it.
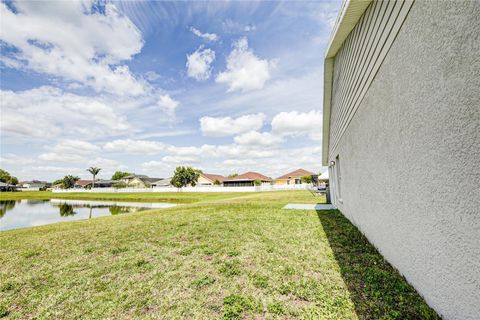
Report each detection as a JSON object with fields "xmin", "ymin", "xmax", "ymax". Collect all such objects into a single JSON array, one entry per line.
[{"xmin": 0, "ymin": 191, "xmax": 438, "ymax": 319}]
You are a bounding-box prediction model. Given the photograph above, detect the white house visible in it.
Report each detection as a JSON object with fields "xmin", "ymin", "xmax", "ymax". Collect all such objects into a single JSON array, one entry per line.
[{"xmin": 322, "ymin": 1, "xmax": 479, "ymax": 319}]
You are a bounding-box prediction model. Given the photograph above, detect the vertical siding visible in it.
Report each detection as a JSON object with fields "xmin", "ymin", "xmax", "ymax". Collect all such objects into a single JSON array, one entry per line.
[{"xmin": 329, "ymin": 0, "xmax": 414, "ymax": 156}]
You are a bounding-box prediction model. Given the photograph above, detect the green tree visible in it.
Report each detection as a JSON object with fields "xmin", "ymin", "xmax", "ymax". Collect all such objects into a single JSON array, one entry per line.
[
  {"xmin": 0, "ymin": 169, "xmax": 18, "ymax": 185},
  {"xmin": 213, "ymin": 179, "xmax": 221, "ymax": 186},
  {"xmin": 171, "ymin": 167, "xmax": 200, "ymax": 188},
  {"xmin": 62, "ymin": 175, "xmax": 80, "ymax": 189},
  {"xmin": 52, "ymin": 179, "xmax": 64, "ymax": 188},
  {"xmin": 301, "ymin": 175, "xmax": 313, "ymax": 184},
  {"xmin": 86, "ymin": 167, "xmax": 101, "ymax": 188},
  {"xmin": 228, "ymin": 173, "xmax": 239, "ymax": 178},
  {"xmin": 111, "ymin": 171, "xmax": 132, "ymax": 180},
  {"xmin": 254, "ymin": 179, "xmax": 262, "ymax": 186}
]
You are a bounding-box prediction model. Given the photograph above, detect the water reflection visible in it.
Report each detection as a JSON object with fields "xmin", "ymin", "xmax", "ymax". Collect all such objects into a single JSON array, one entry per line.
[
  {"xmin": 57, "ymin": 203, "xmax": 76, "ymax": 217},
  {"xmin": 0, "ymin": 200, "xmax": 18, "ymax": 218},
  {"xmin": 0, "ymin": 199, "xmax": 176, "ymax": 231}
]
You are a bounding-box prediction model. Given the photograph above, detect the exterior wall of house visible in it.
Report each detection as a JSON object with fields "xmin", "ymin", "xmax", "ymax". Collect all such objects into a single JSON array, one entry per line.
[
  {"xmin": 275, "ymin": 178, "xmax": 306, "ymax": 185},
  {"xmin": 327, "ymin": 1, "xmax": 480, "ymax": 319},
  {"xmin": 124, "ymin": 178, "xmax": 146, "ymax": 188},
  {"xmin": 223, "ymin": 180, "xmax": 254, "ymax": 187},
  {"xmin": 197, "ymin": 176, "xmax": 213, "ymax": 185}
]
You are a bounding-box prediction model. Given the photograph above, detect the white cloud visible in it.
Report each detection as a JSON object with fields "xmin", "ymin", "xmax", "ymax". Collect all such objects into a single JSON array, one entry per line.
[
  {"xmin": 37, "ymin": 139, "xmax": 101, "ymax": 163},
  {"xmin": 144, "ymin": 71, "xmax": 161, "ymax": 81},
  {"xmin": 0, "ymin": 154, "xmax": 36, "ymax": 166},
  {"xmin": 157, "ymin": 94, "xmax": 179, "ymax": 117},
  {"xmin": 215, "ymin": 144, "xmax": 276, "ymax": 159},
  {"xmin": 161, "ymin": 155, "xmax": 200, "ymax": 164},
  {"xmin": 216, "ymin": 37, "xmax": 275, "ymax": 92},
  {"xmin": 38, "ymin": 153, "xmax": 85, "ymax": 163},
  {"xmin": 49, "ymin": 140, "xmax": 100, "ymax": 155},
  {"xmin": 0, "ymin": 87, "xmax": 130, "ymax": 139},
  {"xmin": 271, "ymin": 110, "xmax": 322, "ymax": 140},
  {"xmin": 104, "ymin": 139, "xmax": 165, "ymax": 155},
  {"xmin": 222, "ymin": 159, "xmax": 257, "ymax": 167},
  {"xmin": 165, "ymin": 145, "xmax": 204, "ymax": 157},
  {"xmin": 103, "ymin": 137, "xmax": 276, "ymax": 161},
  {"xmin": 87, "ymin": 157, "xmax": 128, "ymax": 175},
  {"xmin": 0, "ymin": 1, "xmax": 145, "ymax": 96},
  {"xmin": 190, "ymin": 27, "xmax": 219, "ymax": 42},
  {"xmin": 200, "ymin": 113, "xmax": 266, "ymax": 137},
  {"xmin": 25, "ymin": 157, "xmax": 125, "ymax": 179},
  {"xmin": 186, "ymin": 46, "xmax": 215, "ymax": 80},
  {"xmin": 234, "ymin": 131, "xmax": 283, "ymax": 147},
  {"xmin": 221, "ymin": 20, "xmax": 256, "ymax": 33}
]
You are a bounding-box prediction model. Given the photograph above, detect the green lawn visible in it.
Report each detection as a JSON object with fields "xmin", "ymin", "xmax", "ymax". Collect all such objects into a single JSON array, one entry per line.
[{"xmin": 0, "ymin": 191, "xmax": 438, "ymax": 319}]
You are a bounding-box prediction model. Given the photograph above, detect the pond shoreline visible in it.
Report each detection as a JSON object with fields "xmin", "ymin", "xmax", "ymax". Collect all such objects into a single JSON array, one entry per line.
[{"xmin": 0, "ymin": 198, "xmax": 177, "ymax": 231}]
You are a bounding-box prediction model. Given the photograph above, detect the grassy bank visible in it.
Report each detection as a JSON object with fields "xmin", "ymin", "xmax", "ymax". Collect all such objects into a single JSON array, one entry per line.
[
  {"xmin": 0, "ymin": 191, "xmax": 438, "ymax": 319},
  {"xmin": 0, "ymin": 190, "xmax": 249, "ymax": 204},
  {"xmin": 0, "ymin": 190, "xmax": 321, "ymax": 204}
]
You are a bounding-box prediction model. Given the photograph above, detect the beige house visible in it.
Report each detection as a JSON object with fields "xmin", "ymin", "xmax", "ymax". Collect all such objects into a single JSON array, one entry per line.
[
  {"xmin": 197, "ymin": 173, "xmax": 226, "ymax": 186},
  {"xmin": 274, "ymin": 168, "xmax": 315, "ymax": 185},
  {"xmin": 223, "ymin": 172, "xmax": 272, "ymax": 187},
  {"xmin": 121, "ymin": 175, "xmax": 161, "ymax": 188}
]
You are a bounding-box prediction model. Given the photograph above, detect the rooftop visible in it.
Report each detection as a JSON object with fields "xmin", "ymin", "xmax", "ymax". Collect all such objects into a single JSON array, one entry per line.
[
  {"xmin": 75, "ymin": 180, "xmax": 94, "ymax": 186},
  {"xmin": 275, "ymin": 168, "xmax": 315, "ymax": 180},
  {"xmin": 201, "ymin": 173, "xmax": 226, "ymax": 183},
  {"xmin": 224, "ymin": 171, "xmax": 272, "ymax": 182}
]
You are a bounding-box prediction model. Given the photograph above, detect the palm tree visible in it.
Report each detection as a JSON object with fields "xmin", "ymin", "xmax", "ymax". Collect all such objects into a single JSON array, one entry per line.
[{"xmin": 86, "ymin": 167, "xmax": 101, "ymax": 188}]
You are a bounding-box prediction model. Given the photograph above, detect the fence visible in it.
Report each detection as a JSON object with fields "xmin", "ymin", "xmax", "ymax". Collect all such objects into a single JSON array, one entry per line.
[{"xmin": 51, "ymin": 184, "xmax": 312, "ymax": 193}]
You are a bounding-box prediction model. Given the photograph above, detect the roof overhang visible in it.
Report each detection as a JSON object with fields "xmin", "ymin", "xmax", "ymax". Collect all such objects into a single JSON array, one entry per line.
[{"xmin": 322, "ymin": 0, "xmax": 372, "ymax": 166}]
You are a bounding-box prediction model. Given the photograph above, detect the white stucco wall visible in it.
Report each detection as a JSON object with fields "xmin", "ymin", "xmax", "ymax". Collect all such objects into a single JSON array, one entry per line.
[{"xmin": 328, "ymin": 1, "xmax": 480, "ymax": 319}]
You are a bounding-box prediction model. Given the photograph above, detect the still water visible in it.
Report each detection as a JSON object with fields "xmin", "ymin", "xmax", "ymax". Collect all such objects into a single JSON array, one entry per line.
[{"xmin": 0, "ymin": 199, "xmax": 176, "ymax": 231}]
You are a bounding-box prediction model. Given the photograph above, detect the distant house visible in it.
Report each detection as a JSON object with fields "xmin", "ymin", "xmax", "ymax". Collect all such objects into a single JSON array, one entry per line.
[
  {"xmin": 151, "ymin": 178, "xmax": 172, "ymax": 187},
  {"xmin": 197, "ymin": 173, "xmax": 225, "ymax": 186},
  {"xmin": 75, "ymin": 180, "xmax": 94, "ymax": 188},
  {"xmin": 0, "ymin": 182, "xmax": 18, "ymax": 192},
  {"xmin": 274, "ymin": 169, "xmax": 316, "ymax": 185},
  {"xmin": 74, "ymin": 180, "xmax": 113, "ymax": 189},
  {"xmin": 121, "ymin": 175, "xmax": 162, "ymax": 188},
  {"xmin": 223, "ymin": 172, "xmax": 272, "ymax": 187},
  {"xmin": 20, "ymin": 180, "xmax": 51, "ymax": 191},
  {"xmin": 94, "ymin": 180, "xmax": 114, "ymax": 188}
]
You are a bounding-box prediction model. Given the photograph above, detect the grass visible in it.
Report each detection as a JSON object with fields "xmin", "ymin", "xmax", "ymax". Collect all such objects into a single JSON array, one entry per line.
[
  {"xmin": 0, "ymin": 190, "xmax": 256, "ymax": 204},
  {"xmin": 0, "ymin": 190, "xmax": 438, "ymax": 319}
]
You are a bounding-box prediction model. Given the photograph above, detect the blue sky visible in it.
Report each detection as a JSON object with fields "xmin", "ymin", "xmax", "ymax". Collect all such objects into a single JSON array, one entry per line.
[{"xmin": 0, "ymin": 0, "xmax": 341, "ymax": 181}]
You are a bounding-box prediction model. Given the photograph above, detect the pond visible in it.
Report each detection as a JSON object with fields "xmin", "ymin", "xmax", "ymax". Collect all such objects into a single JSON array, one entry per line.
[{"xmin": 0, "ymin": 199, "xmax": 177, "ymax": 231}]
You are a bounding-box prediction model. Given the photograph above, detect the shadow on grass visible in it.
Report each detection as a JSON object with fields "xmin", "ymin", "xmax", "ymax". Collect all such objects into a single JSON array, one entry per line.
[{"xmin": 316, "ymin": 209, "xmax": 440, "ymax": 320}]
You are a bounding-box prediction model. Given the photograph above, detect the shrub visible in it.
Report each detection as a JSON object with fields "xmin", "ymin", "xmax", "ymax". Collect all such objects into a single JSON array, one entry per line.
[{"xmin": 301, "ymin": 175, "xmax": 313, "ymax": 183}]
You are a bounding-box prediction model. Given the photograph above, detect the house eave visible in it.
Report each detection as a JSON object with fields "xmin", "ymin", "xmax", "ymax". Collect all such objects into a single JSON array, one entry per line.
[{"xmin": 322, "ymin": 0, "xmax": 372, "ymax": 166}]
